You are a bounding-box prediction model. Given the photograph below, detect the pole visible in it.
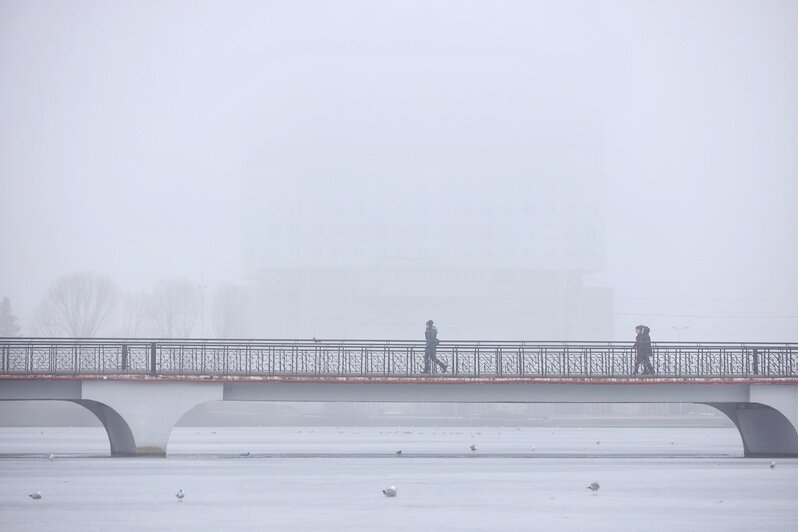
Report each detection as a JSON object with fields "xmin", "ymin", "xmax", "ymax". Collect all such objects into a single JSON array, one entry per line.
[{"xmin": 150, "ymin": 342, "xmax": 157, "ymax": 376}]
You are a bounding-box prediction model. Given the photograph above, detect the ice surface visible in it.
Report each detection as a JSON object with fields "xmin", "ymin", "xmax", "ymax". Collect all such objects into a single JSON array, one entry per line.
[
  {"xmin": 1, "ymin": 427, "xmax": 796, "ymax": 531},
  {"xmin": 0, "ymin": 426, "xmax": 746, "ymax": 457}
]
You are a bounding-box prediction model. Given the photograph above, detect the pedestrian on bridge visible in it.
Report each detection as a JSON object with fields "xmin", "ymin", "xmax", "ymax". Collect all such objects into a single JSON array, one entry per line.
[
  {"xmin": 424, "ymin": 320, "xmax": 447, "ymax": 374},
  {"xmin": 633, "ymin": 325, "xmax": 654, "ymax": 375}
]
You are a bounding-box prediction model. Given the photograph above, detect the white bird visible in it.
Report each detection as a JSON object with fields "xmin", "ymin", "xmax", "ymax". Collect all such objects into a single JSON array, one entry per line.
[
  {"xmin": 383, "ymin": 486, "xmax": 397, "ymax": 497},
  {"xmin": 770, "ymin": 461, "xmax": 776, "ymax": 470},
  {"xmin": 175, "ymin": 489, "xmax": 185, "ymax": 502},
  {"xmin": 531, "ymin": 445, "xmax": 536, "ymax": 454},
  {"xmin": 470, "ymin": 444, "xmax": 477, "ymax": 452},
  {"xmin": 48, "ymin": 454, "xmax": 54, "ymax": 462},
  {"xmin": 587, "ymin": 482, "xmax": 600, "ymax": 495},
  {"xmin": 29, "ymin": 492, "xmax": 42, "ymax": 500}
]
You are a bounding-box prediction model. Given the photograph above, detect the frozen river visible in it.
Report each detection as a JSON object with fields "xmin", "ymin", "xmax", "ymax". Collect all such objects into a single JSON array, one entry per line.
[{"xmin": 1, "ymin": 427, "xmax": 796, "ymax": 531}]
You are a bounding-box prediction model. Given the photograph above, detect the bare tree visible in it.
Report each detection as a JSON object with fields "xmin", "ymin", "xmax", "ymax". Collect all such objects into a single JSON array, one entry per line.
[
  {"xmin": 33, "ymin": 272, "xmax": 118, "ymax": 337},
  {"xmin": 211, "ymin": 283, "xmax": 244, "ymax": 338},
  {"xmin": 121, "ymin": 291, "xmax": 153, "ymax": 337},
  {"xmin": 150, "ymin": 279, "xmax": 200, "ymax": 338},
  {"xmin": 0, "ymin": 296, "xmax": 22, "ymax": 336}
]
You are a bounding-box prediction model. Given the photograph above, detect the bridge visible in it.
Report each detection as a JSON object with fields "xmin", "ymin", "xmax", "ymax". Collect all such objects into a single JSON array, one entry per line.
[{"xmin": 1, "ymin": 338, "xmax": 796, "ymax": 457}]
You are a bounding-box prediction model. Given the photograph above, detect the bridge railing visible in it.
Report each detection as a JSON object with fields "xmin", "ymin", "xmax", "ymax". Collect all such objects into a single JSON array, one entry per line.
[{"xmin": 0, "ymin": 338, "xmax": 795, "ymax": 379}]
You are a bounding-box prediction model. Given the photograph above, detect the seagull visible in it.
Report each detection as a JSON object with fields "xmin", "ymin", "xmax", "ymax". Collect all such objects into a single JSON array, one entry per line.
[
  {"xmin": 587, "ymin": 482, "xmax": 600, "ymax": 495},
  {"xmin": 175, "ymin": 489, "xmax": 185, "ymax": 502},
  {"xmin": 595, "ymin": 441, "xmax": 600, "ymax": 445},
  {"xmin": 48, "ymin": 454, "xmax": 54, "ymax": 462},
  {"xmin": 531, "ymin": 445, "xmax": 536, "ymax": 454},
  {"xmin": 242, "ymin": 452, "xmax": 250, "ymax": 458},
  {"xmin": 395, "ymin": 450, "xmax": 402, "ymax": 456},
  {"xmin": 770, "ymin": 461, "xmax": 776, "ymax": 470},
  {"xmin": 470, "ymin": 444, "xmax": 477, "ymax": 452},
  {"xmin": 312, "ymin": 337, "xmax": 320, "ymax": 343},
  {"xmin": 29, "ymin": 492, "xmax": 42, "ymax": 500},
  {"xmin": 382, "ymin": 486, "xmax": 397, "ymax": 497}
]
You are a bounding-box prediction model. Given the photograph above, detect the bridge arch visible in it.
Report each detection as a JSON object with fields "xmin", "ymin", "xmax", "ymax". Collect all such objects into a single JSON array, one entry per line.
[
  {"xmin": 0, "ymin": 379, "xmax": 224, "ymax": 456},
  {"xmin": 0, "ymin": 399, "xmax": 128, "ymax": 456},
  {"xmin": 704, "ymin": 402, "xmax": 798, "ymax": 457},
  {"xmin": 69, "ymin": 400, "xmax": 136, "ymax": 456},
  {"xmin": 0, "ymin": 397, "xmax": 224, "ymax": 457},
  {"xmin": 78, "ymin": 381, "xmax": 224, "ymax": 456}
]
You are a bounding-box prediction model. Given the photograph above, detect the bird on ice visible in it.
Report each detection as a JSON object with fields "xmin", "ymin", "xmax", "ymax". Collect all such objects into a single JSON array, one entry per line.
[
  {"xmin": 382, "ymin": 486, "xmax": 397, "ymax": 497},
  {"xmin": 770, "ymin": 461, "xmax": 776, "ymax": 470},
  {"xmin": 587, "ymin": 482, "xmax": 600, "ymax": 495},
  {"xmin": 48, "ymin": 454, "xmax": 54, "ymax": 462},
  {"xmin": 470, "ymin": 444, "xmax": 477, "ymax": 452},
  {"xmin": 175, "ymin": 490, "xmax": 185, "ymax": 502},
  {"xmin": 29, "ymin": 492, "xmax": 42, "ymax": 500}
]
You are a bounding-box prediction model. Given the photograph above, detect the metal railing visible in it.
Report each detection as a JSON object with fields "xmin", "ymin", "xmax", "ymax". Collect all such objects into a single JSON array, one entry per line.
[{"xmin": 0, "ymin": 338, "xmax": 795, "ymax": 379}]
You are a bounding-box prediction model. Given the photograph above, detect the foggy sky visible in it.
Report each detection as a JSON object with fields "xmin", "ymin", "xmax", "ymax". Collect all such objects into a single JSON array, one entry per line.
[{"xmin": 1, "ymin": 0, "xmax": 797, "ymax": 341}]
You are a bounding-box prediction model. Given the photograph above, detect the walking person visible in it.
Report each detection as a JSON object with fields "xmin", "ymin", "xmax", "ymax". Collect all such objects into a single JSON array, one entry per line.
[
  {"xmin": 633, "ymin": 325, "xmax": 655, "ymax": 375},
  {"xmin": 424, "ymin": 320, "xmax": 447, "ymax": 374}
]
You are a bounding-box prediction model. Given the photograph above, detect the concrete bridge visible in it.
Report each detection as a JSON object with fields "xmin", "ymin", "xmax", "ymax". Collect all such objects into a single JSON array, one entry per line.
[{"xmin": 1, "ymin": 338, "xmax": 796, "ymax": 457}]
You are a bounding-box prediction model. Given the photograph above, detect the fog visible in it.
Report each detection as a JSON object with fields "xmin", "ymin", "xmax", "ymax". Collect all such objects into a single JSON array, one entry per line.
[{"xmin": 1, "ymin": 1, "xmax": 797, "ymax": 341}]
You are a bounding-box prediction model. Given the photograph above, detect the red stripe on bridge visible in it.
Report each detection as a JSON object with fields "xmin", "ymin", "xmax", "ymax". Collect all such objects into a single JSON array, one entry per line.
[{"xmin": 2, "ymin": 374, "xmax": 798, "ymax": 385}]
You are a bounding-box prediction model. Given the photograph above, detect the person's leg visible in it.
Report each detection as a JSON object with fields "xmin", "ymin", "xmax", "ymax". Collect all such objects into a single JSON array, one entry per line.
[
  {"xmin": 423, "ymin": 349, "xmax": 432, "ymax": 373},
  {"xmin": 644, "ymin": 356, "xmax": 654, "ymax": 375},
  {"xmin": 633, "ymin": 357, "xmax": 641, "ymax": 375}
]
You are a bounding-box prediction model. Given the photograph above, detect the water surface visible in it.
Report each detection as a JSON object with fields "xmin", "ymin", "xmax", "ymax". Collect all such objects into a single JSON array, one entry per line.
[{"xmin": 1, "ymin": 427, "xmax": 795, "ymax": 531}]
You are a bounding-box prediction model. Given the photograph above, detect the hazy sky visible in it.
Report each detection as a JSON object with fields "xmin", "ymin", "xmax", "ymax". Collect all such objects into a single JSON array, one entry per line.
[{"xmin": 1, "ymin": 0, "xmax": 796, "ymax": 340}]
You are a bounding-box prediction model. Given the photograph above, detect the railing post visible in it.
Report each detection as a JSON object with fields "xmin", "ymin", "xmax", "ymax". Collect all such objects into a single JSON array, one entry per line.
[
  {"xmin": 497, "ymin": 347, "xmax": 502, "ymax": 377},
  {"xmin": 121, "ymin": 344, "xmax": 129, "ymax": 372},
  {"xmin": 150, "ymin": 342, "xmax": 157, "ymax": 376},
  {"xmin": 754, "ymin": 349, "xmax": 759, "ymax": 375}
]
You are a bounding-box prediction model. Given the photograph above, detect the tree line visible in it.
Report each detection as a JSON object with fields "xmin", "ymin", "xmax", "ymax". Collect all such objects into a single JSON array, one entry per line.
[{"xmin": 1, "ymin": 272, "xmax": 245, "ymax": 338}]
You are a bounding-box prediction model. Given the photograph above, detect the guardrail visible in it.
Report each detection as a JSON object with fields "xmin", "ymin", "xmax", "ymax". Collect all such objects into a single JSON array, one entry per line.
[{"xmin": 0, "ymin": 338, "xmax": 795, "ymax": 378}]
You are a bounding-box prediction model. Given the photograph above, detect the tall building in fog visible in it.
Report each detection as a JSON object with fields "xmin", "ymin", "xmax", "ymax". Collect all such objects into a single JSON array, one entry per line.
[{"xmin": 242, "ymin": 120, "xmax": 613, "ymax": 340}]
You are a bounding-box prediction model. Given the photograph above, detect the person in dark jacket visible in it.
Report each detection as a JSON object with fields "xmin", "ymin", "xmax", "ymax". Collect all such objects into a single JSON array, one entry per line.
[
  {"xmin": 633, "ymin": 325, "xmax": 654, "ymax": 375},
  {"xmin": 423, "ymin": 320, "xmax": 447, "ymax": 374}
]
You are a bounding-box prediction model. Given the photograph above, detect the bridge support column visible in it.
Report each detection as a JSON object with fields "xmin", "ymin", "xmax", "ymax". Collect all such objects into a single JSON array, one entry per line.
[
  {"xmin": 706, "ymin": 385, "xmax": 798, "ymax": 457},
  {"xmin": 81, "ymin": 381, "xmax": 222, "ymax": 456}
]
